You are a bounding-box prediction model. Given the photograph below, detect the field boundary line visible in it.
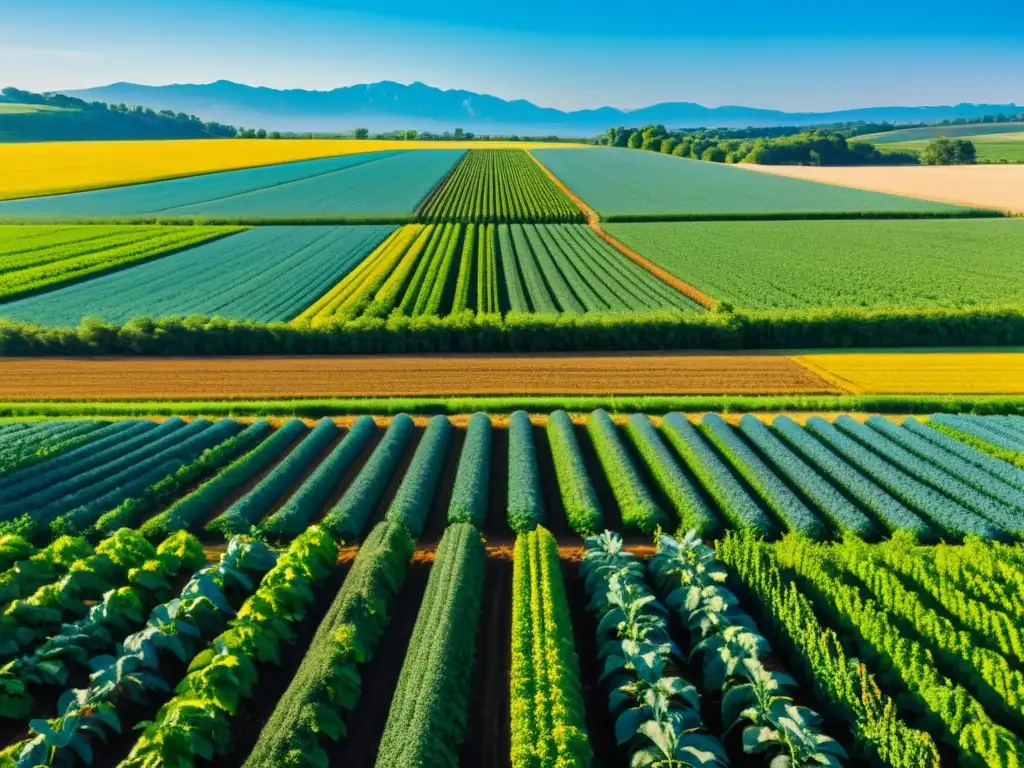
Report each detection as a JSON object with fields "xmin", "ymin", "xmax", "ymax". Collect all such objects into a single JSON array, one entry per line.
[
  {"xmin": 526, "ymin": 151, "xmax": 718, "ymax": 310},
  {"xmin": 788, "ymin": 355, "xmax": 863, "ymax": 395}
]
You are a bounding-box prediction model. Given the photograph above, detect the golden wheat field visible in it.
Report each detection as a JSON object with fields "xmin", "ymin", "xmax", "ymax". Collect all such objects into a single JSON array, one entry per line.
[
  {"xmin": 737, "ymin": 163, "xmax": 1024, "ymax": 213},
  {"xmin": 0, "ymin": 139, "xmax": 586, "ymax": 201},
  {"xmin": 794, "ymin": 351, "xmax": 1024, "ymax": 394}
]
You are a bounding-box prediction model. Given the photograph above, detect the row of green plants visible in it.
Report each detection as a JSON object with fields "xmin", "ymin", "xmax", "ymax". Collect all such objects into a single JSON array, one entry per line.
[
  {"xmin": 0, "ymin": 535, "xmax": 277, "ymax": 767},
  {"xmin": 0, "ymin": 420, "xmax": 106, "ymax": 479},
  {"xmin": 141, "ymin": 418, "xmax": 306, "ymax": 539},
  {"xmin": 715, "ymin": 531, "xmax": 943, "ymax": 766},
  {"xmin": 384, "ymin": 415, "xmax": 452, "ymax": 538},
  {"xmin": 258, "ymin": 415, "xmax": 378, "ymax": 540},
  {"xmin": 243, "ymin": 521, "xmax": 415, "ymax": 768},
  {"xmin": 765, "ymin": 533, "xmax": 1024, "ymax": 765},
  {"xmin": 547, "ymin": 409, "xmax": 604, "ymax": 535},
  {"xmin": 4, "ymin": 305, "xmax": 1023, "ymax": 355},
  {"xmin": 507, "ymin": 410, "xmax": 546, "ymax": 532},
  {"xmin": 119, "ymin": 526, "xmax": 339, "ymax": 768},
  {"xmin": 649, "ymin": 531, "xmax": 845, "ymax": 767},
  {"xmin": 510, "ymin": 526, "xmax": 592, "ymax": 767},
  {"xmin": 418, "ymin": 150, "xmax": 583, "ymax": 223},
  {"xmin": 580, "ymin": 531, "xmax": 727, "ymax": 766},
  {"xmin": 833, "ymin": 416, "xmax": 1024, "ymax": 537},
  {"xmin": 374, "ymin": 522, "xmax": 485, "ymax": 767},
  {"xmin": 0, "ymin": 529, "xmax": 200, "ymax": 656},
  {"xmin": 446, "ymin": 412, "xmax": 491, "ymax": 527},
  {"xmin": 320, "ymin": 414, "xmax": 415, "ymax": 541},
  {"xmin": 929, "ymin": 414, "xmax": 1024, "ymax": 470},
  {"xmin": 208, "ymin": 417, "xmax": 340, "ymax": 535}
]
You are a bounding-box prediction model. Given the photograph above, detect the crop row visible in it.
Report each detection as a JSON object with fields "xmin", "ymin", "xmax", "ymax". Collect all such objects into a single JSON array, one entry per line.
[
  {"xmin": 2, "ymin": 413, "xmax": 1022, "ymax": 551},
  {"xmin": 297, "ymin": 221, "xmax": 695, "ymax": 323},
  {"xmin": 418, "ymin": 149, "xmax": 583, "ymax": 223}
]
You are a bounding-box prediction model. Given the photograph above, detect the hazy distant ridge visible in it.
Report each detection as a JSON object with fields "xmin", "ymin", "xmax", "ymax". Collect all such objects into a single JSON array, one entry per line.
[{"xmin": 61, "ymin": 80, "xmax": 1024, "ymax": 134}]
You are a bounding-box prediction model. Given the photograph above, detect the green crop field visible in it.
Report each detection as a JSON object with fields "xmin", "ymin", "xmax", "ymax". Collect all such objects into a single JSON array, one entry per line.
[
  {"xmin": 879, "ymin": 138, "xmax": 1024, "ymax": 163},
  {"xmin": 606, "ymin": 218, "xmax": 1024, "ymax": 310},
  {"xmin": 532, "ymin": 147, "xmax": 967, "ymax": 218},
  {"xmin": 859, "ymin": 122, "xmax": 1024, "ymax": 144},
  {"xmin": 418, "ymin": 149, "xmax": 583, "ymax": 222},
  {"xmin": 0, "ymin": 224, "xmax": 241, "ymax": 304},
  {"xmin": 0, "ymin": 412, "xmax": 1022, "ymax": 768},
  {"xmin": 299, "ymin": 221, "xmax": 697, "ymax": 321}
]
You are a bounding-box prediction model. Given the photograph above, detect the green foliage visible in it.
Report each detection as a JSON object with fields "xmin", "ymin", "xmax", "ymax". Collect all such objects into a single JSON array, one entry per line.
[
  {"xmin": 120, "ymin": 526, "xmax": 337, "ymax": 768},
  {"xmin": 586, "ymin": 409, "xmax": 668, "ymax": 533},
  {"xmin": 511, "ymin": 526, "xmax": 592, "ymax": 767},
  {"xmin": 649, "ymin": 532, "xmax": 845, "ymax": 767},
  {"xmin": 771, "ymin": 416, "xmax": 930, "ymax": 538},
  {"xmin": 580, "ymin": 531, "xmax": 727, "ymax": 767},
  {"xmin": 2, "ymin": 304, "xmax": 1024, "ymax": 355},
  {"xmin": 907, "ymin": 417, "xmax": 1024, "ymax": 487},
  {"xmin": 92, "ymin": 418, "xmax": 271, "ymax": 536},
  {"xmin": 418, "ymin": 150, "xmax": 583, "ymax": 223},
  {"xmin": 385, "ymin": 415, "xmax": 452, "ymax": 538},
  {"xmin": 0, "ymin": 420, "xmax": 105, "ymax": 479},
  {"xmin": 207, "ymin": 418, "xmax": 339, "ymax": 536},
  {"xmin": 659, "ymin": 413, "xmax": 775, "ymax": 535},
  {"xmin": 700, "ymin": 414, "xmax": 826, "ymax": 539},
  {"xmin": 143, "ymin": 418, "xmax": 306, "ymax": 538},
  {"xmin": 607, "ymin": 219, "xmax": 1024, "ymax": 311},
  {"xmin": 624, "ymin": 414, "xmax": 720, "ymax": 537},
  {"xmin": 921, "ymin": 137, "xmax": 977, "ymax": 165},
  {"xmin": 507, "ymin": 410, "xmax": 545, "ymax": 533},
  {"xmin": 447, "ymin": 412, "xmax": 492, "ymax": 527},
  {"xmin": 375, "ymin": 523, "xmax": 485, "ymax": 768},
  {"xmin": 737, "ymin": 415, "xmax": 876, "ymax": 539},
  {"xmin": 804, "ymin": 416, "xmax": 1002, "ymax": 538},
  {"xmin": 321, "ymin": 414, "xmax": 415, "ymax": 541},
  {"xmin": 534, "ymin": 148, "xmax": 959, "ymax": 218},
  {"xmin": 260, "ymin": 416, "xmax": 378, "ymax": 541},
  {"xmin": 546, "ymin": 409, "xmax": 603, "ymax": 535},
  {"xmin": 243, "ymin": 522, "xmax": 414, "ymax": 768}
]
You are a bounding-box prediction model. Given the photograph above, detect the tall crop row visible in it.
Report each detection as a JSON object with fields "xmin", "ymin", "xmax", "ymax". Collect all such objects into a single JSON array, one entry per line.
[
  {"xmin": 375, "ymin": 523, "xmax": 485, "ymax": 768},
  {"xmin": 418, "ymin": 150, "xmax": 583, "ymax": 223},
  {"xmin": 510, "ymin": 526, "xmax": 592, "ymax": 767}
]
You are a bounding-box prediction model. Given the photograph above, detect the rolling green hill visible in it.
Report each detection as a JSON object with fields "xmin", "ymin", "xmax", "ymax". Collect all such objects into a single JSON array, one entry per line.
[{"xmin": 859, "ymin": 122, "xmax": 1024, "ymax": 144}]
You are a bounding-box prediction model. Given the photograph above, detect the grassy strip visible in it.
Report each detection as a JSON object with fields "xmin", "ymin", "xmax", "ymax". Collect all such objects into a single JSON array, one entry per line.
[
  {"xmin": 0, "ymin": 215, "xmax": 420, "ymax": 226},
  {"xmin": 4, "ymin": 307, "xmax": 1024, "ymax": 354},
  {"xmin": 1, "ymin": 394, "xmax": 1022, "ymax": 418},
  {"xmin": 600, "ymin": 209, "xmax": 1006, "ymax": 222}
]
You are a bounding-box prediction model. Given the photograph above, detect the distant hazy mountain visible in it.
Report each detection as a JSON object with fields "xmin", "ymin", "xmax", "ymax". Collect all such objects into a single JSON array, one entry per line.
[{"xmin": 60, "ymin": 80, "xmax": 1024, "ymax": 135}]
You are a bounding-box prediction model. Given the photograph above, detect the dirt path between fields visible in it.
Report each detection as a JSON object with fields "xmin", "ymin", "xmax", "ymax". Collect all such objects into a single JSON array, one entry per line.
[
  {"xmin": 526, "ymin": 151, "xmax": 719, "ymax": 309},
  {"xmin": 0, "ymin": 353, "xmax": 839, "ymax": 398}
]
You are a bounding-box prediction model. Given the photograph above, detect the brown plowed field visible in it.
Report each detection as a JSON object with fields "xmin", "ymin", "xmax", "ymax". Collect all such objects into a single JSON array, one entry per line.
[{"xmin": 0, "ymin": 353, "xmax": 839, "ymax": 398}]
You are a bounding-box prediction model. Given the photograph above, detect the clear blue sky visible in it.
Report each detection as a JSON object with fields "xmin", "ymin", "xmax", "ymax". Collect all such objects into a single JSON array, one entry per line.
[{"xmin": 1, "ymin": 0, "xmax": 1022, "ymax": 111}]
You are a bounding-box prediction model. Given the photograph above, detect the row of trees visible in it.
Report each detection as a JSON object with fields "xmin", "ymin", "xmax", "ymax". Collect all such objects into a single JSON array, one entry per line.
[{"xmin": 597, "ymin": 125, "xmax": 918, "ymax": 166}]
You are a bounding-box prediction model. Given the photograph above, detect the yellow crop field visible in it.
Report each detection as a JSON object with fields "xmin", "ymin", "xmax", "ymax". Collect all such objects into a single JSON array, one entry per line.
[
  {"xmin": 0, "ymin": 139, "xmax": 586, "ymax": 201},
  {"xmin": 792, "ymin": 351, "xmax": 1024, "ymax": 394}
]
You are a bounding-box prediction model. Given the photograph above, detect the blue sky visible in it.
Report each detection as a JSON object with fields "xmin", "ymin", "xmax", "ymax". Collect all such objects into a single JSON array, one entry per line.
[{"xmin": 1, "ymin": 0, "xmax": 1022, "ymax": 111}]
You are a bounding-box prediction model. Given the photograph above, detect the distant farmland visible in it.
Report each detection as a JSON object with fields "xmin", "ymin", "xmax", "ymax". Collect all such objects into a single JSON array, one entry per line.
[{"xmin": 858, "ymin": 122, "xmax": 1024, "ymax": 144}]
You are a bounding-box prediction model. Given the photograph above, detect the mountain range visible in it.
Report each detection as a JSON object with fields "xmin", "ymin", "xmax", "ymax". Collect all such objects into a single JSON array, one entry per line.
[{"xmin": 59, "ymin": 80, "xmax": 1024, "ymax": 135}]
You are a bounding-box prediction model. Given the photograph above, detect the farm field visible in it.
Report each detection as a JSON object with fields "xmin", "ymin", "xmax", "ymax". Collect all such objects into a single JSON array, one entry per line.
[
  {"xmin": 0, "ymin": 149, "xmax": 465, "ymax": 220},
  {"xmin": 858, "ymin": 122, "xmax": 1024, "ymax": 144},
  {"xmin": 0, "ymin": 413, "xmax": 1022, "ymax": 766},
  {"xmin": 0, "ymin": 225, "xmax": 394, "ymax": 325},
  {"xmin": 299, "ymin": 222, "xmax": 697, "ymax": 321},
  {"xmin": 880, "ymin": 137, "xmax": 1024, "ymax": 163},
  {"xmin": 418, "ymin": 149, "xmax": 584, "ymax": 222},
  {"xmin": 606, "ymin": 218, "xmax": 1024, "ymax": 310},
  {"xmin": 0, "ymin": 353, "xmax": 842, "ymax": 399},
  {"xmin": 532, "ymin": 146, "xmax": 967, "ymax": 218},
  {"xmin": 0, "ymin": 139, "xmax": 583, "ymax": 201},
  {"xmin": 0, "ymin": 224, "xmax": 242, "ymax": 303},
  {"xmin": 740, "ymin": 162, "xmax": 1024, "ymax": 213}
]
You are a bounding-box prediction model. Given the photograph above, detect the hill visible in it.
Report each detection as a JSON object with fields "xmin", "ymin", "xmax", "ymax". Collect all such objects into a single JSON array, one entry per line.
[
  {"xmin": 61, "ymin": 80, "xmax": 1024, "ymax": 135},
  {"xmin": 0, "ymin": 87, "xmax": 238, "ymax": 142}
]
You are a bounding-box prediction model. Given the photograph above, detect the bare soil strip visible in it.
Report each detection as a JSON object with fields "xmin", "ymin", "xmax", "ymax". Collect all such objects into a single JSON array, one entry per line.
[
  {"xmin": 737, "ymin": 163, "xmax": 1024, "ymax": 214},
  {"xmin": 526, "ymin": 151, "xmax": 719, "ymax": 308},
  {"xmin": 0, "ymin": 353, "xmax": 839, "ymax": 398}
]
